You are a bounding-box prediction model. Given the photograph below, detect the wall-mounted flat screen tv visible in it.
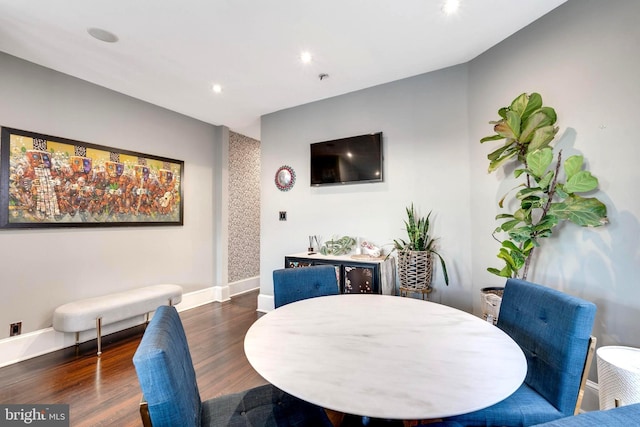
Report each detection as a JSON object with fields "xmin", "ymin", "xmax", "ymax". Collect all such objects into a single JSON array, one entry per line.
[{"xmin": 310, "ymin": 132, "xmax": 383, "ymax": 186}]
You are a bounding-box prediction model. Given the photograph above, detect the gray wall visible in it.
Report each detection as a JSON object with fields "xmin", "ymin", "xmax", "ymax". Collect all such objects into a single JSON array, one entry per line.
[
  {"xmin": 260, "ymin": 64, "xmax": 473, "ymax": 311},
  {"xmin": 260, "ymin": 0, "xmax": 640, "ymax": 352},
  {"xmin": 468, "ymin": 0, "xmax": 640, "ymax": 348},
  {"xmin": 0, "ymin": 52, "xmax": 221, "ymax": 338}
]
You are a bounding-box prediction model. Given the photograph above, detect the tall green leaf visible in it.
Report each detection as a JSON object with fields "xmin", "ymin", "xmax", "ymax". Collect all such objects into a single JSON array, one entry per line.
[
  {"xmin": 495, "ymin": 213, "xmax": 515, "ymax": 220},
  {"xmin": 506, "ymin": 111, "xmax": 522, "ymax": 139},
  {"xmin": 501, "ymin": 240, "xmax": 521, "ymax": 252},
  {"xmin": 498, "ymin": 243, "xmax": 526, "ymax": 270},
  {"xmin": 520, "ymin": 196, "xmax": 544, "ymax": 210},
  {"xmin": 527, "ymin": 148, "xmax": 554, "ymax": 178},
  {"xmin": 487, "ymin": 142, "xmax": 516, "ymax": 161},
  {"xmin": 488, "ymin": 149, "xmax": 518, "ymax": 173},
  {"xmin": 522, "ymin": 239, "xmax": 536, "ymax": 251},
  {"xmin": 520, "ymin": 93, "xmax": 543, "ymax": 122},
  {"xmin": 498, "ymin": 248, "xmax": 518, "ymax": 270},
  {"xmin": 555, "ymin": 184, "xmax": 569, "ymax": 199},
  {"xmin": 564, "ymin": 171, "xmax": 599, "ymax": 193},
  {"xmin": 481, "ymin": 134, "xmax": 506, "ymax": 143},
  {"xmin": 548, "ymin": 195, "xmax": 608, "ymax": 227},
  {"xmin": 510, "ymin": 93, "xmax": 529, "ymax": 116},
  {"xmin": 514, "ymin": 168, "xmax": 527, "ymax": 178},
  {"xmin": 536, "ymin": 170, "xmax": 554, "ymax": 190},
  {"xmin": 516, "ymin": 187, "xmax": 543, "ymax": 200},
  {"xmin": 534, "ymin": 215, "xmax": 559, "ymax": 232},
  {"xmin": 520, "ymin": 109, "xmax": 554, "ymax": 142},
  {"xmin": 508, "ymin": 225, "xmax": 535, "ymax": 242},
  {"xmin": 539, "ymin": 107, "xmax": 557, "ymax": 124},
  {"xmin": 513, "ymin": 208, "xmax": 529, "ymax": 221},
  {"xmin": 564, "ymin": 155, "xmax": 584, "ymax": 181},
  {"xmin": 527, "ymin": 125, "xmax": 559, "ymax": 152},
  {"xmin": 494, "ymin": 111, "xmax": 521, "ymax": 140},
  {"xmin": 500, "ymin": 219, "xmax": 522, "ymax": 232},
  {"xmin": 488, "ymin": 265, "xmax": 513, "ymax": 278}
]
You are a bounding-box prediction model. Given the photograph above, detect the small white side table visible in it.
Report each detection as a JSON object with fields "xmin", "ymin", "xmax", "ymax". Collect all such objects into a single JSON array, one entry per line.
[{"xmin": 596, "ymin": 346, "xmax": 640, "ymax": 409}]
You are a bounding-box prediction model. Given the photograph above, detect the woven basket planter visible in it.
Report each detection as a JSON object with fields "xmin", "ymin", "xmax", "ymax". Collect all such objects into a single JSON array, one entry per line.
[
  {"xmin": 480, "ymin": 286, "xmax": 504, "ymax": 325},
  {"xmin": 398, "ymin": 250, "xmax": 434, "ymax": 295}
]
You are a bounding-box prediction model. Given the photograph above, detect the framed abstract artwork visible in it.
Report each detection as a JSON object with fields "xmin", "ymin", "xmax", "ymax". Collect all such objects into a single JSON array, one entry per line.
[{"xmin": 0, "ymin": 127, "xmax": 184, "ymax": 228}]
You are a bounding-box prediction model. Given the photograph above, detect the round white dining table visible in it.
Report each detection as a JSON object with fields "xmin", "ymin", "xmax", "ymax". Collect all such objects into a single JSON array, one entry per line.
[{"xmin": 244, "ymin": 294, "xmax": 526, "ymax": 421}]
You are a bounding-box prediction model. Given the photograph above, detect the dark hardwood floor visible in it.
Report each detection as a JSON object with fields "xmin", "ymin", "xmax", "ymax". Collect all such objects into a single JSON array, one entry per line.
[{"xmin": 0, "ymin": 291, "xmax": 267, "ymax": 427}]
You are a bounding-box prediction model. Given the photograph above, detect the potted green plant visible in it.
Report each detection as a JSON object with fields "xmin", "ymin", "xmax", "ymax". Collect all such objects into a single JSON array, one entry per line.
[
  {"xmin": 392, "ymin": 204, "xmax": 449, "ymax": 298},
  {"xmin": 481, "ymin": 92, "xmax": 608, "ymax": 280}
]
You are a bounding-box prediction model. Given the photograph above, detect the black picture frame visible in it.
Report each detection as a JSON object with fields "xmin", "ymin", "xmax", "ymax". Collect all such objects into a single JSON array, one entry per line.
[{"xmin": 0, "ymin": 127, "xmax": 184, "ymax": 228}]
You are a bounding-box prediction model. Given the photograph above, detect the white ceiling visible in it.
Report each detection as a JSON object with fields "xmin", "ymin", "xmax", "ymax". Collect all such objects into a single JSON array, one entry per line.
[{"xmin": 0, "ymin": 0, "xmax": 567, "ymax": 139}]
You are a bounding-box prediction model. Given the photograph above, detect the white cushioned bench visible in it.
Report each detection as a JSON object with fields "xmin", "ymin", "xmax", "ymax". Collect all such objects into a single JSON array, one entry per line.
[{"xmin": 53, "ymin": 284, "xmax": 182, "ymax": 356}]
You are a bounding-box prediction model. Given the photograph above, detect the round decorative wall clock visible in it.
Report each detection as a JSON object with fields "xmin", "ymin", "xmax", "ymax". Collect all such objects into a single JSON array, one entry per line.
[{"xmin": 275, "ymin": 165, "xmax": 296, "ymax": 191}]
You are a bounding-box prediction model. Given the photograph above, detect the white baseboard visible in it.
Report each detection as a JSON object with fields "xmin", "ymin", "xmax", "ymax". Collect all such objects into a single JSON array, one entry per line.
[
  {"xmin": 175, "ymin": 286, "xmax": 219, "ymax": 311},
  {"xmin": 229, "ymin": 276, "xmax": 259, "ymax": 297},
  {"xmin": 257, "ymin": 292, "xmax": 274, "ymax": 313},
  {"xmin": 0, "ymin": 327, "xmax": 73, "ymax": 369},
  {"xmin": 0, "ymin": 283, "xmax": 259, "ymax": 368}
]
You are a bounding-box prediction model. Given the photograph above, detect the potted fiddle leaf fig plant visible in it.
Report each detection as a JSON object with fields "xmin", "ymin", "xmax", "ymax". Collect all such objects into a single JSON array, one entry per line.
[
  {"xmin": 392, "ymin": 204, "xmax": 449, "ymax": 298},
  {"xmin": 482, "ymin": 92, "xmax": 608, "ymax": 280}
]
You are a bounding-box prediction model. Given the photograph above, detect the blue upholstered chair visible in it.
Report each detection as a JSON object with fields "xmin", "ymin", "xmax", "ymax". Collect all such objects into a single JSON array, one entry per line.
[
  {"xmin": 133, "ymin": 305, "xmax": 332, "ymax": 427},
  {"xmin": 444, "ymin": 279, "xmax": 597, "ymax": 427},
  {"xmin": 273, "ymin": 265, "xmax": 340, "ymax": 308},
  {"xmin": 530, "ymin": 403, "xmax": 640, "ymax": 426}
]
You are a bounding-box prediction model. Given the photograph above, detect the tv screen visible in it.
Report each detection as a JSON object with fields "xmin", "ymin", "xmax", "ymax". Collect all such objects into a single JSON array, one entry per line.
[{"xmin": 310, "ymin": 132, "xmax": 383, "ymax": 186}]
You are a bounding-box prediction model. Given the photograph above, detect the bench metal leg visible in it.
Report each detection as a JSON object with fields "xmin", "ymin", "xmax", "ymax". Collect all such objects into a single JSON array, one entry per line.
[
  {"xmin": 96, "ymin": 317, "xmax": 102, "ymax": 357},
  {"xmin": 75, "ymin": 332, "xmax": 80, "ymax": 346}
]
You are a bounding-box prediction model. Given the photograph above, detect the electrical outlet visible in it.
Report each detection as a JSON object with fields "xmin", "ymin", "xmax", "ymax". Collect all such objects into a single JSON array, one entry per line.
[
  {"xmin": 10, "ymin": 322, "xmax": 22, "ymax": 336},
  {"xmin": 279, "ymin": 211, "xmax": 287, "ymax": 221}
]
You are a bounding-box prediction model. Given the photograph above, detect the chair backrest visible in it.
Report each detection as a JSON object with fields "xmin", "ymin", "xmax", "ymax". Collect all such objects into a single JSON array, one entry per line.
[
  {"xmin": 133, "ymin": 305, "xmax": 202, "ymax": 427},
  {"xmin": 497, "ymin": 278, "xmax": 596, "ymax": 417},
  {"xmin": 273, "ymin": 265, "xmax": 339, "ymax": 308}
]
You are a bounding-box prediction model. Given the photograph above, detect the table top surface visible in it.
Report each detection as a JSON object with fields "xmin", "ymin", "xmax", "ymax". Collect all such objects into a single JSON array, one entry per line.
[{"xmin": 244, "ymin": 294, "xmax": 526, "ymax": 420}]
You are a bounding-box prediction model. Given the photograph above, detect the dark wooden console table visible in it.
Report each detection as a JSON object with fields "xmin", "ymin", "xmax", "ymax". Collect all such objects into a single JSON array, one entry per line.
[{"xmin": 284, "ymin": 252, "xmax": 396, "ymax": 295}]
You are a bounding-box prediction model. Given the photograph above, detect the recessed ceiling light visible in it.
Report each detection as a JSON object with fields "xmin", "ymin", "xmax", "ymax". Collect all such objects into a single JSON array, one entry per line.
[
  {"xmin": 442, "ymin": 0, "xmax": 460, "ymax": 15},
  {"xmin": 300, "ymin": 51, "xmax": 312, "ymax": 64},
  {"xmin": 87, "ymin": 27, "xmax": 119, "ymax": 43},
  {"xmin": 212, "ymin": 84, "xmax": 223, "ymax": 94}
]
